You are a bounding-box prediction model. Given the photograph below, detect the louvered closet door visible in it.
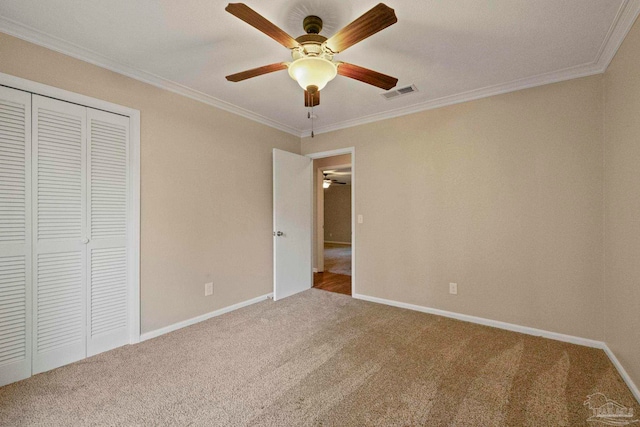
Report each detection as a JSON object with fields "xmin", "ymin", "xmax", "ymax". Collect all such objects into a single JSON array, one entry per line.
[
  {"xmin": 0, "ymin": 87, "xmax": 31, "ymax": 386},
  {"xmin": 32, "ymin": 95, "xmax": 87, "ymax": 374},
  {"xmin": 86, "ymin": 109, "xmax": 129, "ymax": 356}
]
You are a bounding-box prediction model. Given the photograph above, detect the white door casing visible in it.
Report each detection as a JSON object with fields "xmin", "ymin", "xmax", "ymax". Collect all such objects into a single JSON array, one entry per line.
[
  {"xmin": 0, "ymin": 86, "xmax": 32, "ymax": 386},
  {"xmin": 306, "ymin": 147, "xmax": 356, "ymax": 296},
  {"xmin": 273, "ymin": 149, "xmax": 312, "ymax": 301}
]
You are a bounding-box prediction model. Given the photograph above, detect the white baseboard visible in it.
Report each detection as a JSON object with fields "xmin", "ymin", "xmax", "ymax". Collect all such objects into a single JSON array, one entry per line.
[
  {"xmin": 313, "ymin": 268, "xmax": 318, "ymax": 273},
  {"xmin": 324, "ymin": 241, "xmax": 351, "ymax": 245},
  {"xmin": 353, "ymin": 293, "xmax": 602, "ymax": 347},
  {"xmin": 602, "ymin": 344, "xmax": 640, "ymax": 404},
  {"xmin": 353, "ymin": 293, "xmax": 640, "ymax": 404},
  {"xmin": 140, "ymin": 293, "xmax": 273, "ymax": 341},
  {"xmin": 137, "ymin": 290, "xmax": 639, "ymax": 405}
]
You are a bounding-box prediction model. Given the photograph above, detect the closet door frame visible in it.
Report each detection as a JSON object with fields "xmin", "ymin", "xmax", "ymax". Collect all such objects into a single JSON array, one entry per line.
[{"xmin": 0, "ymin": 72, "xmax": 141, "ymax": 346}]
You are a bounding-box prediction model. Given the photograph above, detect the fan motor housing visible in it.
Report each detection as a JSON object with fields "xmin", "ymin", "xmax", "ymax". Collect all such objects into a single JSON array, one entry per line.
[
  {"xmin": 303, "ymin": 15, "xmax": 323, "ymax": 34},
  {"xmin": 295, "ymin": 34, "xmax": 327, "ymax": 45}
]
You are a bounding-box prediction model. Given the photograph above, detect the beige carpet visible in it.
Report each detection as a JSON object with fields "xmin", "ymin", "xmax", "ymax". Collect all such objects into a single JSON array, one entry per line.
[
  {"xmin": 324, "ymin": 243, "xmax": 351, "ymax": 276},
  {"xmin": 0, "ymin": 289, "xmax": 637, "ymax": 426}
]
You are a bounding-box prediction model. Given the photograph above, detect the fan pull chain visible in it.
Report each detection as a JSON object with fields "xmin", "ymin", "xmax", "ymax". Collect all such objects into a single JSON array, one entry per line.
[{"xmin": 307, "ymin": 93, "xmax": 315, "ymax": 138}]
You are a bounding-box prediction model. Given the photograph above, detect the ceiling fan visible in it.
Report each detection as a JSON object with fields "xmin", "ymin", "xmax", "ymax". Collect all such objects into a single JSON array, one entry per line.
[
  {"xmin": 225, "ymin": 3, "xmax": 399, "ymax": 107},
  {"xmin": 323, "ymin": 172, "xmax": 348, "ymax": 188}
]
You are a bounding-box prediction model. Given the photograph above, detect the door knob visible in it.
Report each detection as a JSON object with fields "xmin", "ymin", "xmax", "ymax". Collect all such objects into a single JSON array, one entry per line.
[
  {"xmin": 273, "ymin": 231, "xmax": 284, "ymax": 237},
  {"xmin": 81, "ymin": 237, "xmax": 89, "ymax": 244}
]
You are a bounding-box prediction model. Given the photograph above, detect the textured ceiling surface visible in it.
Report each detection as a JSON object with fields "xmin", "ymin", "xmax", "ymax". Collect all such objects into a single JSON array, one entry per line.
[{"xmin": 0, "ymin": 0, "xmax": 634, "ymax": 135}]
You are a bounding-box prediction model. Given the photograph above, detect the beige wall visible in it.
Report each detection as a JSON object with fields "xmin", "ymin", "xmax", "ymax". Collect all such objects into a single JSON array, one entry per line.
[
  {"xmin": 302, "ymin": 76, "xmax": 605, "ymax": 341},
  {"xmin": 0, "ymin": 33, "xmax": 300, "ymax": 334},
  {"xmin": 603, "ymin": 17, "xmax": 640, "ymax": 388},
  {"xmin": 324, "ymin": 185, "xmax": 352, "ymax": 243}
]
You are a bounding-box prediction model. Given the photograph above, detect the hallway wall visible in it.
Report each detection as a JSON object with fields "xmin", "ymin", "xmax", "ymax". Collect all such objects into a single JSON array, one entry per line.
[{"xmin": 324, "ymin": 185, "xmax": 352, "ymax": 243}]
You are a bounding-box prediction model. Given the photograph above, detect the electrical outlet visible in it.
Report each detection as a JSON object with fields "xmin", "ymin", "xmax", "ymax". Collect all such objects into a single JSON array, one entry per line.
[
  {"xmin": 357, "ymin": 214, "xmax": 363, "ymax": 224},
  {"xmin": 205, "ymin": 282, "xmax": 213, "ymax": 296},
  {"xmin": 449, "ymin": 282, "xmax": 458, "ymax": 295}
]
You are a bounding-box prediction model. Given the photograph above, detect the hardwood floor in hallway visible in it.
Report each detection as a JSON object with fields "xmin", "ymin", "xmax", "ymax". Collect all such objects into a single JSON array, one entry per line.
[
  {"xmin": 313, "ymin": 243, "xmax": 352, "ymax": 296},
  {"xmin": 313, "ymin": 271, "xmax": 351, "ymax": 296}
]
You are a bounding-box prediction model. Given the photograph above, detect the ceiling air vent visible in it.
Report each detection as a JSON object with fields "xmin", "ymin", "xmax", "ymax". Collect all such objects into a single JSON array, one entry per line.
[{"xmin": 381, "ymin": 84, "xmax": 418, "ymax": 100}]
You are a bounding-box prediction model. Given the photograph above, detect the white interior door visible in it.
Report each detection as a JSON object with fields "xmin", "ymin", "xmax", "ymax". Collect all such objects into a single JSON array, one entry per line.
[
  {"xmin": 0, "ymin": 86, "xmax": 32, "ymax": 385},
  {"xmin": 273, "ymin": 149, "xmax": 312, "ymax": 301},
  {"xmin": 32, "ymin": 95, "xmax": 87, "ymax": 374},
  {"xmin": 86, "ymin": 108, "xmax": 129, "ymax": 356}
]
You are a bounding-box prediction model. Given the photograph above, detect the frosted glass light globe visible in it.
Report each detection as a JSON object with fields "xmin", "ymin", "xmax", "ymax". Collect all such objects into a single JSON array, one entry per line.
[{"xmin": 288, "ymin": 57, "xmax": 337, "ymax": 92}]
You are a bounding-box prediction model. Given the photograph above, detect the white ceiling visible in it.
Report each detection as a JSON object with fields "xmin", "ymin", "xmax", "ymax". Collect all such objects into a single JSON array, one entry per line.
[{"xmin": 0, "ymin": 0, "xmax": 638, "ymax": 136}]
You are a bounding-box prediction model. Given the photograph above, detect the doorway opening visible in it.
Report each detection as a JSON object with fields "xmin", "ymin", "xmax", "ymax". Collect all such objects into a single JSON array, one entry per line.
[{"xmin": 312, "ymin": 153, "xmax": 353, "ymax": 296}]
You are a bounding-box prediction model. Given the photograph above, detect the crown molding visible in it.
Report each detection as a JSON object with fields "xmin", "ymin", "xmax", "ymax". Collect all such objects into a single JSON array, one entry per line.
[
  {"xmin": 1, "ymin": 0, "xmax": 639, "ymax": 140},
  {"xmin": 0, "ymin": 16, "xmax": 302, "ymax": 137},
  {"xmin": 302, "ymin": 0, "xmax": 640, "ymax": 138},
  {"xmin": 594, "ymin": 0, "xmax": 640, "ymax": 72},
  {"xmin": 303, "ymin": 62, "xmax": 604, "ymax": 137}
]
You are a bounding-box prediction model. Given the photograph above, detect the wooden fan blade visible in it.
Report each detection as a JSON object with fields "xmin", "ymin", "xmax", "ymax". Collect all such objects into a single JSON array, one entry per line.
[
  {"xmin": 226, "ymin": 63, "xmax": 288, "ymax": 82},
  {"xmin": 325, "ymin": 3, "xmax": 397, "ymax": 53},
  {"xmin": 337, "ymin": 62, "xmax": 398, "ymax": 90},
  {"xmin": 304, "ymin": 90, "xmax": 320, "ymax": 107},
  {"xmin": 226, "ymin": 3, "xmax": 299, "ymax": 49}
]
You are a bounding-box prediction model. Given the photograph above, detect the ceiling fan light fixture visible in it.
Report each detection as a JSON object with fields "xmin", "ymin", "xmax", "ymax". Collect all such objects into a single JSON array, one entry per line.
[
  {"xmin": 288, "ymin": 57, "xmax": 337, "ymax": 92},
  {"xmin": 225, "ymin": 3, "xmax": 399, "ymax": 107},
  {"xmin": 323, "ymin": 179, "xmax": 331, "ymax": 189}
]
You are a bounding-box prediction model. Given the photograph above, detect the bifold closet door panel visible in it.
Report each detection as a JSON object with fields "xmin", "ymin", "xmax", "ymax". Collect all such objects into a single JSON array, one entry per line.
[
  {"xmin": 0, "ymin": 86, "xmax": 32, "ymax": 386},
  {"xmin": 32, "ymin": 95, "xmax": 87, "ymax": 374},
  {"xmin": 86, "ymin": 108, "xmax": 129, "ymax": 356}
]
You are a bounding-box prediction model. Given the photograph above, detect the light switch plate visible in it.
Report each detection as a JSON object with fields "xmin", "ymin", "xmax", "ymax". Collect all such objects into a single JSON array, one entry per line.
[
  {"xmin": 449, "ymin": 282, "xmax": 458, "ymax": 295},
  {"xmin": 357, "ymin": 214, "xmax": 363, "ymax": 224}
]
